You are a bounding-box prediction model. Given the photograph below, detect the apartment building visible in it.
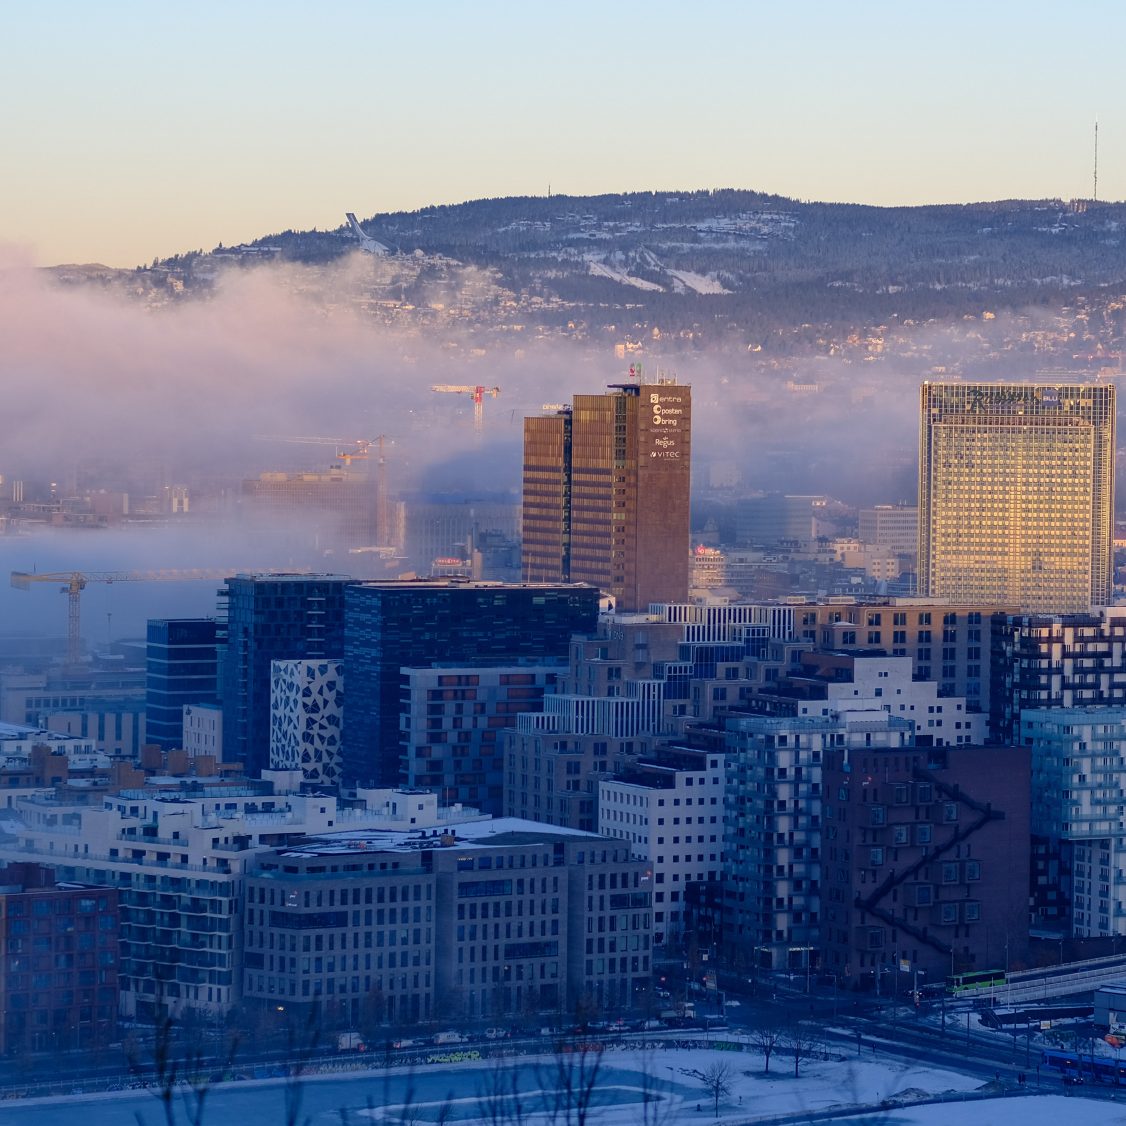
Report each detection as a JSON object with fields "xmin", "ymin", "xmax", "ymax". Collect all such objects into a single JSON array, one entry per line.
[
  {"xmin": 598, "ymin": 746, "xmax": 726, "ymax": 943},
  {"xmin": 1023, "ymin": 706, "xmax": 1126, "ymax": 936},
  {"xmin": 820, "ymin": 743, "xmax": 1030, "ymax": 986},
  {"xmin": 991, "ymin": 610, "xmax": 1126, "ymax": 744}
]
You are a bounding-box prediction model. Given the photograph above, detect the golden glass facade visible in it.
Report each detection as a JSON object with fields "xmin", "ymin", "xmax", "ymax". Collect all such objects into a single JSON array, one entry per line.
[
  {"xmin": 919, "ymin": 381, "xmax": 1115, "ymax": 613},
  {"xmin": 521, "ymin": 383, "xmax": 691, "ymax": 611}
]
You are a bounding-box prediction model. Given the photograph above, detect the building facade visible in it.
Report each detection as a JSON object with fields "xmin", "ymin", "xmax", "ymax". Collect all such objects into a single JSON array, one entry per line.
[
  {"xmin": 1023, "ymin": 706, "xmax": 1126, "ymax": 937},
  {"xmin": 522, "ymin": 381, "xmax": 691, "ymax": 611},
  {"xmin": 0, "ymin": 864, "xmax": 119, "ymax": 1054},
  {"xmin": 146, "ymin": 618, "xmax": 218, "ymax": 750},
  {"xmin": 343, "ymin": 581, "xmax": 599, "ymax": 788},
  {"xmin": 400, "ymin": 663, "xmax": 562, "ymax": 814},
  {"xmin": 990, "ymin": 609, "xmax": 1126, "ymax": 745},
  {"xmin": 820, "ymin": 743, "xmax": 1030, "ymax": 986},
  {"xmin": 218, "ymin": 574, "xmax": 353, "ymax": 776},
  {"xmin": 918, "ymin": 380, "xmax": 1115, "ymax": 612},
  {"xmin": 242, "ymin": 822, "xmax": 650, "ymax": 1027},
  {"xmin": 269, "ymin": 659, "xmax": 345, "ymax": 788},
  {"xmin": 598, "ymin": 747, "xmax": 726, "ymax": 944}
]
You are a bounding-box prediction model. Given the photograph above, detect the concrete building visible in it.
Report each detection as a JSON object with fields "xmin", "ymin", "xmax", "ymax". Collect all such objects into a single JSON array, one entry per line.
[
  {"xmin": 183, "ymin": 703, "xmax": 222, "ymax": 759},
  {"xmin": 0, "ymin": 775, "xmax": 487, "ymax": 1020},
  {"xmin": 788, "ymin": 597, "xmax": 1008, "ymax": 717},
  {"xmin": 522, "ymin": 381, "xmax": 691, "ymax": 611},
  {"xmin": 504, "ymin": 601, "xmax": 790, "ymax": 832},
  {"xmin": 750, "ymin": 650, "xmax": 988, "ymax": 746},
  {"xmin": 858, "ymin": 504, "xmax": 919, "ymax": 556},
  {"xmin": 918, "ymin": 381, "xmax": 1115, "ymax": 612},
  {"xmin": 0, "ymin": 666, "xmax": 147, "ymax": 759},
  {"xmin": 0, "ymin": 864, "xmax": 119, "ymax": 1054},
  {"xmin": 722, "ymin": 652, "xmax": 985, "ymax": 973},
  {"xmin": 343, "ymin": 581, "xmax": 599, "ymax": 788},
  {"xmin": 242, "ymin": 469, "xmax": 379, "ymax": 546},
  {"xmin": 242, "ymin": 820, "xmax": 650, "ymax": 1028},
  {"xmin": 598, "ymin": 746, "xmax": 726, "ymax": 944},
  {"xmin": 820, "ymin": 743, "xmax": 1030, "ymax": 987},
  {"xmin": 723, "ymin": 708, "xmax": 914, "ymax": 973}
]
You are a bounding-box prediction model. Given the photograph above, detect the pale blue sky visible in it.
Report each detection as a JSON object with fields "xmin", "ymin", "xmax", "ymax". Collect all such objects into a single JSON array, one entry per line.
[{"xmin": 2, "ymin": 0, "xmax": 1122, "ymax": 265}]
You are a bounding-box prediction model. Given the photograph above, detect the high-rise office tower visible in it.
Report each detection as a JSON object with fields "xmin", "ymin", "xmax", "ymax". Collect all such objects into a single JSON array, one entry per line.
[
  {"xmin": 217, "ymin": 573, "xmax": 354, "ymax": 775},
  {"xmin": 918, "ymin": 381, "xmax": 1115, "ymax": 613},
  {"xmin": 522, "ymin": 381, "xmax": 691, "ymax": 611},
  {"xmin": 145, "ymin": 619, "xmax": 219, "ymax": 750}
]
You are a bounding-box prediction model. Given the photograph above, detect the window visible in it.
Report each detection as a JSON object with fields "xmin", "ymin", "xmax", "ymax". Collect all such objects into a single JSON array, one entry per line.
[
  {"xmin": 869, "ymin": 848, "xmax": 885, "ymax": 867},
  {"xmin": 940, "ymin": 902, "xmax": 959, "ymax": 924},
  {"xmin": 964, "ymin": 901, "xmax": 981, "ymax": 922},
  {"xmin": 941, "ymin": 862, "xmax": 959, "ymax": 884}
]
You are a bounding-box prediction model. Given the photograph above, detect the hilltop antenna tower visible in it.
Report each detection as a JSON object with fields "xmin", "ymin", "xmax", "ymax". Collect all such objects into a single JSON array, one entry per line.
[{"xmin": 1094, "ymin": 118, "xmax": 1099, "ymax": 202}]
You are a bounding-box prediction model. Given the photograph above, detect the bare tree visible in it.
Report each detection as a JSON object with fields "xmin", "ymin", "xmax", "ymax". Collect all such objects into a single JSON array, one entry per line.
[
  {"xmin": 536, "ymin": 1037, "xmax": 605, "ymax": 1126},
  {"xmin": 748, "ymin": 1020, "xmax": 782, "ymax": 1074},
  {"xmin": 687, "ymin": 1062, "xmax": 734, "ymax": 1119},
  {"xmin": 781, "ymin": 1021, "xmax": 820, "ymax": 1079},
  {"xmin": 634, "ymin": 1049, "xmax": 675, "ymax": 1126},
  {"xmin": 477, "ymin": 1058, "xmax": 529, "ymax": 1126}
]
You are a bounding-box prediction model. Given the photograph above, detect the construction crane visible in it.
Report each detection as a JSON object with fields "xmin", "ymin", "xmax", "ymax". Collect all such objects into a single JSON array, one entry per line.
[
  {"xmin": 10, "ymin": 569, "xmax": 274, "ymax": 667},
  {"xmin": 252, "ymin": 434, "xmax": 375, "ymax": 466},
  {"xmin": 253, "ymin": 433, "xmax": 394, "ymax": 545},
  {"xmin": 430, "ymin": 385, "xmax": 501, "ymax": 435}
]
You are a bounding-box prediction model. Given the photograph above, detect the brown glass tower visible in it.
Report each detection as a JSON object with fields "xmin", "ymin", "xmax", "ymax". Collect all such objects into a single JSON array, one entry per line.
[{"xmin": 522, "ymin": 382, "xmax": 691, "ymax": 611}]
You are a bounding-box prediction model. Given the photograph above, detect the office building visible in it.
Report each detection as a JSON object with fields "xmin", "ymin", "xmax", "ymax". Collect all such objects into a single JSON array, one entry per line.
[
  {"xmin": 918, "ymin": 381, "xmax": 1115, "ymax": 613},
  {"xmin": 0, "ymin": 773, "xmax": 485, "ymax": 1020},
  {"xmin": 218, "ymin": 574, "xmax": 354, "ymax": 775},
  {"xmin": 522, "ymin": 381, "xmax": 691, "ymax": 611},
  {"xmin": 243, "ymin": 820, "xmax": 650, "ymax": 1027},
  {"xmin": 858, "ymin": 505, "xmax": 919, "ymax": 557},
  {"xmin": 145, "ymin": 618, "xmax": 218, "ymax": 750},
  {"xmin": 343, "ymin": 581, "xmax": 600, "ymax": 787}
]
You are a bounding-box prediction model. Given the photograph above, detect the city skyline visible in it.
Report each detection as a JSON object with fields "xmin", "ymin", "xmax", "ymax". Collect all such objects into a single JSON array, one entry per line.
[{"xmin": 2, "ymin": 0, "xmax": 1124, "ymax": 265}]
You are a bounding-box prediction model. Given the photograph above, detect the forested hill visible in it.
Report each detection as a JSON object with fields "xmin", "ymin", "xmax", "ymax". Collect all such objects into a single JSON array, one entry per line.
[{"xmin": 82, "ymin": 190, "xmax": 1126, "ymax": 333}]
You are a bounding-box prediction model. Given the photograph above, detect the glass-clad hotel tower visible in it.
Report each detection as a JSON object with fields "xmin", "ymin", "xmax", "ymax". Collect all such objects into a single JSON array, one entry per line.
[{"xmin": 918, "ymin": 381, "xmax": 1115, "ymax": 613}]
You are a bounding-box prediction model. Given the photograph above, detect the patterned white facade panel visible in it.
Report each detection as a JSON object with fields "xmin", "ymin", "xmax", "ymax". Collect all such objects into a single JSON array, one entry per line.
[{"xmin": 270, "ymin": 660, "xmax": 344, "ymax": 786}]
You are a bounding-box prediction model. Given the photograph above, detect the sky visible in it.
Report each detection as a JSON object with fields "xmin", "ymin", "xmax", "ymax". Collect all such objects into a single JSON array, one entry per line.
[{"xmin": 3, "ymin": 0, "xmax": 1125, "ymax": 266}]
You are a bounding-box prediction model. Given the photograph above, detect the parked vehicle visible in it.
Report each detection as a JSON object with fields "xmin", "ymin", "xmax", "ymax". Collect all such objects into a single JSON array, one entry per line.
[
  {"xmin": 433, "ymin": 1031, "xmax": 468, "ymax": 1045},
  {"xmin": 484, "ymin": 1027, "xmax": 510, "ymax": 1040},
  {"xmin": 336, "ymin": 1032, "xmax": 365, "ymax": 1052}
]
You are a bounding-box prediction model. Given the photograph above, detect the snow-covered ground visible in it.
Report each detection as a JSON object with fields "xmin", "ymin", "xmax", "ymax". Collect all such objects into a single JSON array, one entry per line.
[{"xmin": 3, "ymin": 1040, "xmax": 1115, "ymax": 1126}]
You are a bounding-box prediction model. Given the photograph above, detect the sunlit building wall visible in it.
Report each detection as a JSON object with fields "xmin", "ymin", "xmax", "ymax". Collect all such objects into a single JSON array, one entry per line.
[{"xmin": 918, "ymin": 381, "xmax": 1115, "ymax": 613}]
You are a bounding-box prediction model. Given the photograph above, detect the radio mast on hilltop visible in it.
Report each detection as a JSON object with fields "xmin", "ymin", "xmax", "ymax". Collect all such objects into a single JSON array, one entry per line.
[{"xmin": 1094, "ymin": 118, "xmax": 1099, "ymax": 202}]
